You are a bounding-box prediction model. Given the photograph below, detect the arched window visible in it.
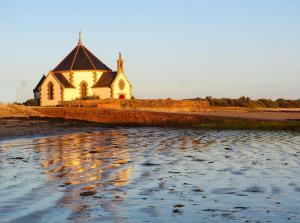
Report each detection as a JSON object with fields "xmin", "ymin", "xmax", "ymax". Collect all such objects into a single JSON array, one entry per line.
[
  {"xmin": 80, "ymin": 82, "xmax": 88, "ymax": 98},
  {"xmin": 48, "ymin": 82, "xmax": 54, "ymax": 100}
]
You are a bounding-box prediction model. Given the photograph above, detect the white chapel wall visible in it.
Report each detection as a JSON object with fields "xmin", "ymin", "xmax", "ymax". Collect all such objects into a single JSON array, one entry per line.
[
  {"xmin": 111, "ymin": 72, "xmax": 132, "ymax": 99},
  {"xmin": 63, "ymin": 71, "xmax": 103, "ymax": 101},
  {"xmin": 40, "ymin": 74, "xmax": 62, "ymax": 106},
  {"xmin": 93, "ymin": 87, "xmax": 111, "ymax": 99}
]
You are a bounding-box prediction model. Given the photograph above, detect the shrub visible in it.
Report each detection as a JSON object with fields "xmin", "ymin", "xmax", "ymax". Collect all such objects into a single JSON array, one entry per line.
[
  {"xmin": 199, "ymin": 96, "xmax": 300, "ymax": 108},
  {"xmin": 23, "ymin": 98, "xmax": 39, "ymax": 106},
  {"xmin": 79, "ymin": 95, "xmax": 100, "ymax": 100}
]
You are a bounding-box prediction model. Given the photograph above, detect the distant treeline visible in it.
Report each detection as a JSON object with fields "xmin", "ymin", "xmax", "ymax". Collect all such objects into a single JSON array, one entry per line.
[{"xmin": 191, "ymin": 96, "xmax": 300, "ymax": 108}]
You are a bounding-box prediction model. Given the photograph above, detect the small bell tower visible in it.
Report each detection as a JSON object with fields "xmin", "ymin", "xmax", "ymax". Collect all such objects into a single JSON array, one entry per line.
[{"xmin": 117, "ymin": 52, "xmax": 124, "ymax": 73}]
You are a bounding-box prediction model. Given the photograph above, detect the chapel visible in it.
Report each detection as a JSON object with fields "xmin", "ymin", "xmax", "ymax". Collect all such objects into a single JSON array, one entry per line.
[{"xmin": 33, "ymin": 33, "xmax": 132, "ymax": 106}]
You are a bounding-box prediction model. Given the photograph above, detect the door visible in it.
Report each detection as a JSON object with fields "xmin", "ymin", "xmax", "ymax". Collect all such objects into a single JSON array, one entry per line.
[{"xmin": 80, "ymin": 82, "xmax": 87, "ymax": 98}]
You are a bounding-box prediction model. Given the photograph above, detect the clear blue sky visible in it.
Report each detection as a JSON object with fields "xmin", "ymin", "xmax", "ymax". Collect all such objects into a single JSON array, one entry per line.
[{"xmin": 0, "ymin": 0, "xmax": 299, "ymax": 102}]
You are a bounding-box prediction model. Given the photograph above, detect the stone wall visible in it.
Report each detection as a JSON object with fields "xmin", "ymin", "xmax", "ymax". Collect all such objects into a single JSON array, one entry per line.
[
  {"xmin": 116, "ymin": 99, "xmax": 209, "ymax": 112},
  {"xmin": 60, "ymin": 99, "xmax": 210, "ymax": 112}
]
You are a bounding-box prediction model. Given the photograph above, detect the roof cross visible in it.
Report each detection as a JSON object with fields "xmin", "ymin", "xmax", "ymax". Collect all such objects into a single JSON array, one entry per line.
[{"xmin": 78, "ymin": 30, "xmax": 83, "ymax": 45}]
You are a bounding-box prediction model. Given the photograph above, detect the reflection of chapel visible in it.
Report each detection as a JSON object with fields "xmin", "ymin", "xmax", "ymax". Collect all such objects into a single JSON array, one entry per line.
[{"xmin": 33, "ymin": 32, "xmax": 132, "ymax": 106}]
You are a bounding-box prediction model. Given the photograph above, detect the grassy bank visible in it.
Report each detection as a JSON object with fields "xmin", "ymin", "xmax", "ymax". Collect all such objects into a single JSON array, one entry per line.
[
  {"xmin": 32, "ymin": 107, "xmax": 300, "ymax": 131},
  {"xmin": 196, "ymin": 96, "xmax": 300, "ymax": 108},
  {"xmin": 193, "ymin": 119, "xmax": 300, "ymax": 130},
  {"xmin": 1, "ymin": 105, "xmax": 300, "ymax": 130}
]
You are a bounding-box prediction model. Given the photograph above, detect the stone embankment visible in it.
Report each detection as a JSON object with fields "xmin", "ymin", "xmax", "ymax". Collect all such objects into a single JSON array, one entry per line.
[{"xmin": 60, "ymin": 99, "xmax": 210, "ymax": 112}]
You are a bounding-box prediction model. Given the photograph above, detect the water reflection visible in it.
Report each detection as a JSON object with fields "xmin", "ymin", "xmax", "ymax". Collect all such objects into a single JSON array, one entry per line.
[
  {"xmin": 33, "ymin": 130, "xmax": 132, "ymax": 216},
  {"xmin": 1, "ymin": 127, "xmax": 300, "ymax": 223}
]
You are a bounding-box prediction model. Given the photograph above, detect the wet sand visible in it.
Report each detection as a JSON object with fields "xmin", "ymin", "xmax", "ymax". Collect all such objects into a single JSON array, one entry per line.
[
  {"xmin": 0, "ymin": 117, "xmax": 103, "ymax": 139},
  {"xmin": 0, "ymin": 122, "xmax": 299, "ymax": 222}
]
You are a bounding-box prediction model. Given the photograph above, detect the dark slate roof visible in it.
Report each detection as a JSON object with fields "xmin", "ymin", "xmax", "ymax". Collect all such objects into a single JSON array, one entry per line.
[
  {"xmin": 52, "ymin": 44, "xmax": 112, "ymax": 72},
  {"xmin": 53, "ymin": 73, "xmax": 75, "ymax": 88},
  {"xmin": 33, "ymin": 75, "xmax": 46, "ymax": 92},
  {"xmin": 93, "ymin": 72, "xmax": 117, "ymax": 88}
]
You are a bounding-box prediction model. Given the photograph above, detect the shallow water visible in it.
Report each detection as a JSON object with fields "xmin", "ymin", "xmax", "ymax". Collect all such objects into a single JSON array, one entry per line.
[{"xmin": 0, "ymin": 125, "xmax": 300, "ymax": 223}]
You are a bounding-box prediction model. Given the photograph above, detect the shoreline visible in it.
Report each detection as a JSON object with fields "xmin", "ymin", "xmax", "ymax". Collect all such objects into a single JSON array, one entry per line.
[
  {"xmin": 0, "ymin": 116, "xmax": 111, "ymax": 140},
  {"xmin": 32, "ymin": 106, "xmax": 300, "ymax": 130},
  {"xmin": 0, "ymin": 105, "xmax": 300, "ymax": 140}
]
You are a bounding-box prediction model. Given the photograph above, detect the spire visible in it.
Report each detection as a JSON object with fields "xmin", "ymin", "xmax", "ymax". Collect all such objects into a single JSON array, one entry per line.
[
  {"xmin": 117, "ymin": 52, "xmax": 124, "ymax": 73},
  {"xmin": 78, "ymin": 30, "xmax": 83, "ymax": 45}
]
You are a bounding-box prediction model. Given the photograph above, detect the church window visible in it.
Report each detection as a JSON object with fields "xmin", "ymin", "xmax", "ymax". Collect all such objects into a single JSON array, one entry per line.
[
  {"xmin": 48, "ymin": 82, "xmax": 54, "ymax": 100},
  {"xmin": 118, "ymin": 79, "xmax": 125, "ymax": 90}
]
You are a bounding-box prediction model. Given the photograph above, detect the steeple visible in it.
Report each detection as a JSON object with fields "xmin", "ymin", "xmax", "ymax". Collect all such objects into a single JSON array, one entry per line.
[
  {"xmin": 117, "ymin": 52, "xmax": 124, "ymax": 73},
  {"xmin": 78, "ymin": 31, "xmax": 83, "ymax": 45}
]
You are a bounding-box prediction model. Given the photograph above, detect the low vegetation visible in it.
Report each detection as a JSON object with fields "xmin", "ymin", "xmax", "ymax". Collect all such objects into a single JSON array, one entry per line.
[
  {"xmin": 192, "ymin": 96, "xmax": 300, "ymax": 108},
  {"xmin": 22, "ymin": 98, "xmax": 39, "ymax": 106},
  {"xmin": 77, "ymin": 95, "xmax": 100, "ymax": 100},
  {"xmin": 194, "ymin": 119, "xmax": 300, "ymax": 130},
  {"xmin": 22, "ymin": 96, "xmax": 300, "ymax": 109}
]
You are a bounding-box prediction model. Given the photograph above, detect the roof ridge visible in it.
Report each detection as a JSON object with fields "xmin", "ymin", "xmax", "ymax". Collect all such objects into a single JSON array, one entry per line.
[
  {"xmin": 70, "ymin": 45, "xmax": 80, "ymax": 70},
  {"xmin": 81, "ymin": 45, "xmax": 97, "ymax": 70}
]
